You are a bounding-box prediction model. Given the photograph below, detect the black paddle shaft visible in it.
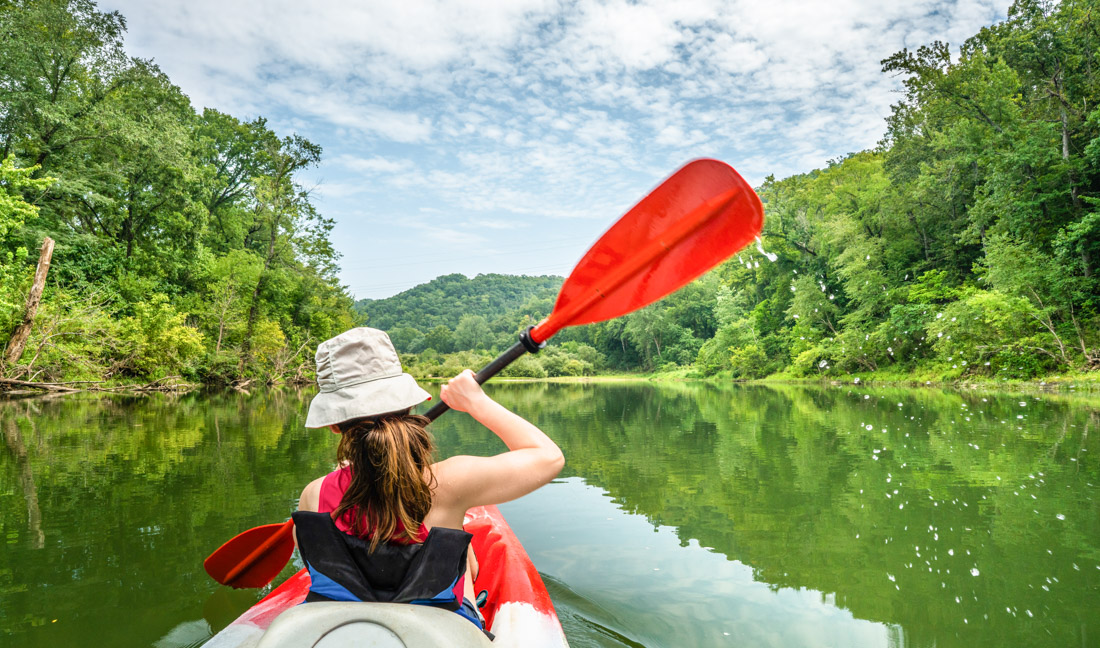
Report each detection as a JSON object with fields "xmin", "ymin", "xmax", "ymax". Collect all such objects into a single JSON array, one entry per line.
[{"xmin": 424, "ymin": 327, "xmax": 545, "ymax": 421}]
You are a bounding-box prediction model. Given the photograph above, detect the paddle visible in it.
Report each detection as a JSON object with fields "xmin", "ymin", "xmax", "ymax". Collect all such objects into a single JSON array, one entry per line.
[
  {"xmin": 423, "ymin": 157, "xmax": 763, "ymax": 419},
  {"xmin": 203, "ymin": 158, "xmax": 764, "ymax": 588},
  {"xmin": 204, "ymin": 519, "xmax": 295, "ymax": 589}
]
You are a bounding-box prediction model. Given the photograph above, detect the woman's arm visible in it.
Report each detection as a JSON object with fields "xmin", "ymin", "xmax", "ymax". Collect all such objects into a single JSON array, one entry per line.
[
  {"xmin": 293, "ymin": 477, "xmax": 324, "ymax": 547},
  {"xmin": 435, "ymin": 369, "xmax": 564, "ymax": 509}
]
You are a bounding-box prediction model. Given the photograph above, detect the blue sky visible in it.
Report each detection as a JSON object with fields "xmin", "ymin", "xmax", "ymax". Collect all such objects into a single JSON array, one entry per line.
[{"xmin": 103, "ymin": 0, "xmax": 1012, "ymax": 299}]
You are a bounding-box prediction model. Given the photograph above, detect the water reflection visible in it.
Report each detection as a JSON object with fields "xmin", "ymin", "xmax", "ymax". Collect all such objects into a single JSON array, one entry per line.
[
  {"xmin": 445, "ymin": 383, "xmax": 1099, "ymax": 647},
  {"xmin": 0, "ymin": 391, "xmax": 324, "ymax": 648},
  {"xmin": 0, "ymin": 384, "xmax": 1096, "ymax": 648}
]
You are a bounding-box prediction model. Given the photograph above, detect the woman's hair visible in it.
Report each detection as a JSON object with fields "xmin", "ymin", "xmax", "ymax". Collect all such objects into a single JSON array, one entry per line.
[{"xmin": 332, "ymin": 410, "xmax": 436, "ymax": 551}]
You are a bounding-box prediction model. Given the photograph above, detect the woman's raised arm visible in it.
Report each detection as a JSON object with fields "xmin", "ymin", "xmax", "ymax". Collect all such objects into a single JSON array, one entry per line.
[{"xmin": 434, "ymin": 370, "xmax": 564, "ymax": 510}]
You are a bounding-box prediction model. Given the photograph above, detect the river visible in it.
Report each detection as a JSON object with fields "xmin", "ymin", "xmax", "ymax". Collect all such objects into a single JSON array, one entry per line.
[{"xmin": 1, "ymin": 382, "xmax": 1096, "ymax": 647}]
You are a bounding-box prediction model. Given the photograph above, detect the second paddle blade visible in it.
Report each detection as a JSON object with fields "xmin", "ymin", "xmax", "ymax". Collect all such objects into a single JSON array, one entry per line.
[
  {"xmin": 550, "ymin": 159, "xmax": 763, "ymax": 330},
  {"xmin": 203, "ymin": 521, "xmax": 295, "ymax": 589}
]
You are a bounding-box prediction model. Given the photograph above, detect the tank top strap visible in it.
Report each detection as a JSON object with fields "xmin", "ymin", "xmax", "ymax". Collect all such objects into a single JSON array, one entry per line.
[{"xmin": 318, "ymin": 466, "xmax": 352, "ymax": 517}]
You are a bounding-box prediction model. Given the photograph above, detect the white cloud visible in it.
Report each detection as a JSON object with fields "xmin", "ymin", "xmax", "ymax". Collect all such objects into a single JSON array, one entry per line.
[
  {"xmin": 463, "ymin": 218, "xmax": 529, "ymax": 230},
  {"xmin": 568, "ymin": 1, "xmax": 687, "ymax": 71},
  {"xmin": 334, "ymin": 154, "xmax": 415, "ymax": 174}
]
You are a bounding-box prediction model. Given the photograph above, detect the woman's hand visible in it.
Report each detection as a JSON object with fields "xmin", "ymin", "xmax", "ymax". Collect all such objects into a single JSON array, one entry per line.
[{"xmin": 439, "ymin": 369, "xmax": 490, "ymax": 414}]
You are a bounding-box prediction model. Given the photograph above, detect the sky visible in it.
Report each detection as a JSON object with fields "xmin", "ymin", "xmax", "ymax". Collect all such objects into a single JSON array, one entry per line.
[{"xmin": 102, "ymin": 0, "xmax": 1013, "ymax": 300}]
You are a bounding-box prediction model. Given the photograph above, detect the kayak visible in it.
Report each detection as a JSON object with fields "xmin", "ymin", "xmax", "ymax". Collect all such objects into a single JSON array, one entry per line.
[{"xmin": 203, "ymin": 505, "xmax": 569, "ymax": 648}]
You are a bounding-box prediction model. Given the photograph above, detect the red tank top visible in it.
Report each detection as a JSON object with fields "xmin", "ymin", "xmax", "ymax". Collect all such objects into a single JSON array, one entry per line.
[{"xmin": 317, "ymin": 466, "xmax": 429, "ymax": 543}]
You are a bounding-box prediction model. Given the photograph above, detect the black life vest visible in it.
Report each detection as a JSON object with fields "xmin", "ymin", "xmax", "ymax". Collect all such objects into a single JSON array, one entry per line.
[{"xmin": 291, "ymin": 511, "xmax": 471, "ymax": 610}]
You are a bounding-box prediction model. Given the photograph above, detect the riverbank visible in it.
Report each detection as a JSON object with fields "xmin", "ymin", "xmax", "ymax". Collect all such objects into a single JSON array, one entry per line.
[
  {"xmin": 0, "ymin": 375, "xmax": 199, "ymax": 397},
  {"xmin": 4, "ymin": 366, "xmax": 1097, "ymax": 399},
  {"xmin": 757, "ymin": 369, "xmax": 1100, "ymax": 395},
  {"xmin": 479, "ymin": 367, "xmax": 1100, "ymax": 396}
]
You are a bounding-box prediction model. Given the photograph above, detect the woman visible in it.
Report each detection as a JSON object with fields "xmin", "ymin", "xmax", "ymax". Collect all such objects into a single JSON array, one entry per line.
[{"xmin": 293, "ymin": 327, "xmax": 563, "ymax": 632}]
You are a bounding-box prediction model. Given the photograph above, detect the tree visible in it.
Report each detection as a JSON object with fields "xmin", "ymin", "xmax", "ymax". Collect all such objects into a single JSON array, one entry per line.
[
  {"xmin": 0, "ymin": 0, "xmax": 129, "ymax": 166},
  {"xmin": 984, "ymin": 234, "xmax": 1098, "ymax": 368},
  {"xmin": 237, "ymin": 135, "xmax": 322, "ymax": 376},
  {"xmin": 57, "ymin": 62, "xmax": 201, "ymax": 260},
  {"xmin": 198, "ymin": 250, "xmax": 263, "ymax": 355},
  {"xmin": 422, "ymin": 325, "xmax": 454, "ymax": 354},
  {"xmin": 192, "ymin": 109, "xmax": 279, "ymax": 252},
  {"xmin": 0, "ymin": 0, "xmax": 359, "ymax": 386},
  {"xmin": 453, "ymin": 314, "xmax": 491, "ymax": 351},
  {"xmin": 624, "ymin": 306, "xmax": 684, "ymax": 369}
]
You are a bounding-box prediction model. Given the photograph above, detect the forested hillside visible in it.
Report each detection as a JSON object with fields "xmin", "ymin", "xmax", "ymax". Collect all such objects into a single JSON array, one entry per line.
[
  {"xmin": 0, "ymin": 0, "xmax": 357, "ymax": 386},
  {"xmin": 355, "ymin": 273, "xmax": 561, "ymax": 353},
  {"xmin": 365, "ymin": 270, "xmax": 723, "ymax": 380}
]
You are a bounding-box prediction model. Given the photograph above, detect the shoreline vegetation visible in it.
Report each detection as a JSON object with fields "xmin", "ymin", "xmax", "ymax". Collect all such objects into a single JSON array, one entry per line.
[
  {"xmin": 428, "ymin": 371, "xmax": 1100, "ymax": 393},
  {"xmin": 5, "ymin": 364, "xmax": 1092, "ymax": 398},
  {"xmin": 2, "ymin": 1, "xmax": 1098, "ymax": 397}
]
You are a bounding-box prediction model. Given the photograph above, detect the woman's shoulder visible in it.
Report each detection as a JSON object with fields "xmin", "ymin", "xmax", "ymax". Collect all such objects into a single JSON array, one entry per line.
[
  {"xmin": 429, "ymin": 456, "xmax": 476, "ymax": 494},
  {"xmin": 299, "ymin": 476, "xmax": 325, "ymax": 512},
  {"xmin": 299, "ymin": 465, "xmax": 350, "ymax": 512},
  {"xmin": 431, "ymin": 455, "xmax": 479, "ymax": 478}
]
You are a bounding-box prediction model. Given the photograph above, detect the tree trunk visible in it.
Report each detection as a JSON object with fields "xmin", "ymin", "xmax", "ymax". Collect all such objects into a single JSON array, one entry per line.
[
  {"xmin": 214, "ymin": 281, "xmax": 236, "ymax": 354},
  {"xmin": 238, "ymin": 223, "xmax": 278, "ymax": 374},
  {"xmin": 1054, "ymin": 68, "xmax": 1082, "ymax": 213},
  {"xmin": 3, "ymin": 417, "xmax": 45, "ymax": 549},
  {"xmin": 1060, "ymin": 104, "xmax": 1082, "ymax": 211},
  {"xmin": 216, "ymin": 319, "xmax": 226, "ymax": 354},
  {"xmin": 908, "ymin": 211, "xmax": 931, "ymax": 262},
  {"xmin": 4, "ymin": 237, "xmax": 55, "ymax": 367}
]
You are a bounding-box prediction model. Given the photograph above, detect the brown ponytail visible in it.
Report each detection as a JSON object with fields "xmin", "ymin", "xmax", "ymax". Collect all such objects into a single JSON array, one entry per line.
[{"xmin": 332, "ymin": 412, "xmax": 436, "ymax": 552}]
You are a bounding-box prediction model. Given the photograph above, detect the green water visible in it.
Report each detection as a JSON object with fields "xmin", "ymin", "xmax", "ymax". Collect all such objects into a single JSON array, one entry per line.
[{"xmin": 1, "ymin": 383, "xmax": 1097, "ymax": 647}]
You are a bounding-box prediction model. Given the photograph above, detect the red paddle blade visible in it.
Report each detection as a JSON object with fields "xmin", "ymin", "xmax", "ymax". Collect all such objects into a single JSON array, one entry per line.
[
  {"xmin": 203, "ymin": 520, "xmax": 295, "ymax": 589},
  {"xmin": 531, "ymin": 159, "xmax": 763, "ymax": 343}
]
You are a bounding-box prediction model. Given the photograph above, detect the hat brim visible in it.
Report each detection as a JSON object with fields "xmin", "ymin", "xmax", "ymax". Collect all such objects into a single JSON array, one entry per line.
[{"xmin": 305, "ymin": 373, "xmax": 431, "ymax": 428}]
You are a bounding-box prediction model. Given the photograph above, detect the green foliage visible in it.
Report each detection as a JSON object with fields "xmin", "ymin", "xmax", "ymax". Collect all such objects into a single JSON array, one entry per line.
[
  {"xmin": 422, "ymin": 324, "xmax": 454, "ymax": 354},
  {"xmin": 355, "ymin": 273, "xmax": 561, "ymax": 350},
  {"xmin": 623, "ymin": 305, "xmax": 695, "ymax": 370},
  {"xmin": 0, "ymin": 156, "xmax": 53, "ymax": 239},
  {"xmin": 500, "ymin": 353, "xmax": 548, "ymax": 378},
  {"xmin": 790, "ymin": 344, "xmax": 830, "ymax": 377},
  {"xmin": 116, "ymin": 294, "xmax": 205, "ymax": 377},
  {"xmin": 404, "ymin": 339, "xmax": 602, "ymax": 380},
  {"xmin": 0, "ymin": 1, "xmax": 356, "ymax": 385},
  {"xmin": 907, "ymin": 270, "xmax": 961, "ymax": 304},
  {"xmin": 924, "ymin": 289, "xmax": 1055, "ymax": 378},
  {"xmin": 453, "ymin": 314, "xmax": 492, "ymax": 351},
  {"xmin": 538, "ymin": 345, "xmax": 592, "ymax": 377},
  {"xmin": 9, "ymin": 288, "xmax": 119, "ymax": 381},
  {"xmin": 713, "ymin": 2, "xmax": 1100, "ymax": 381},
  {"xmin": 729, "ymin": 344, "xmax": 768, "ymax": 379}
]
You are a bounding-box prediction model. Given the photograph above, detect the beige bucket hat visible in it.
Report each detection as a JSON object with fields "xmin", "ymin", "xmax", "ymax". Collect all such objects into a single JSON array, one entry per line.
[{"xmin": 305, "ymin": 327, "xmax": 431, "ymax": 428}]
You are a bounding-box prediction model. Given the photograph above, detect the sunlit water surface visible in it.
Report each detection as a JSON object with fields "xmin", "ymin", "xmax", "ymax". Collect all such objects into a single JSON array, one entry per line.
[{"xmin": 1, "ymin": 383, "xmax": 1096, "ymax": 647}]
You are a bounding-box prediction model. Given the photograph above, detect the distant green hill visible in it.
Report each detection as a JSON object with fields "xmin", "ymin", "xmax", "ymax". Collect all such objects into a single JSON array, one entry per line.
[{"xmin": 355, "ymin": 273, "xmax": 563, "ymax": 352}]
